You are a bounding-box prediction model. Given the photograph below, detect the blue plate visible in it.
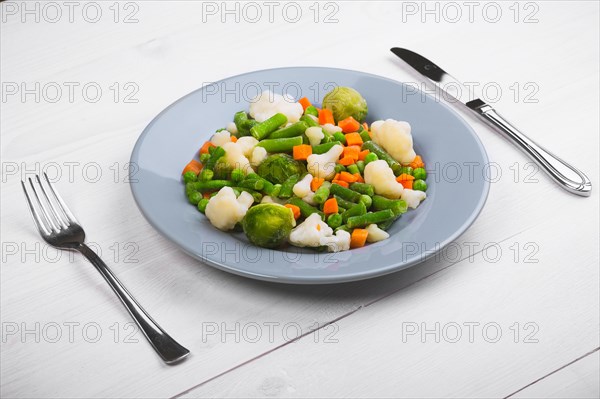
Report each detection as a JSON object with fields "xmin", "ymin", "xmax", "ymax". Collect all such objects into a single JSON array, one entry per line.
[{"xmin": 130, "ymin": 67, "xmax": 489, "ymax": 284}]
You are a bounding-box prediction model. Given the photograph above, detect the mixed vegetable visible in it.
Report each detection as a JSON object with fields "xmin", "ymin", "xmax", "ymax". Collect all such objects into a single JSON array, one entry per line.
[{"xmin": 182, "ymin": 88, "xmax": 428, "ymax": 252}]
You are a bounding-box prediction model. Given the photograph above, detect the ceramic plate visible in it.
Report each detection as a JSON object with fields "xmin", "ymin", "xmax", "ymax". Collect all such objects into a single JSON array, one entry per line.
[{"xmin": 130, "ymin": 67, "xmax": 489, "ymax": 284}]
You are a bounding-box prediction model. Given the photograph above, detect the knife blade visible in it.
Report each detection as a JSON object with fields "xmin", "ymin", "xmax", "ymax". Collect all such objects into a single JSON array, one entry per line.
[{"xmin": 391, "ymin": 47, "xmax": 592, "ymax": 197}]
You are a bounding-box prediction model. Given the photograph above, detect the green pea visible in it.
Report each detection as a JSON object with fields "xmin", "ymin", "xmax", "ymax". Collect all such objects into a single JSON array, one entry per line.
[
  {"xmin": 231, "ymin": 168, "xmax": 245, "ymax": 183},
  {"xmin": 413, "ymin": 167, "xmax": 427, "ymax": 180},
  {"xmin": 413, "ymin": 179, "xmax": 427, "ymax": 192},
  {"xmin": 183, "ymin": 171, "xmax": 197, "ymax": 183},
  {"xmin": 197, "ymin": 198, "xmax": 209, "ymax": 213},
  {"xmin": 359, "ymin": 194, "xmax": 372, "ymax": 209},
  {"xmin": 188, "ymin": 191, "xmax": 203, "ymax": 205},
  {"xmin": 332, "ymin": 131, "xmax": 346, "ymax": 144},
  {"xmin": 198, "ymin": 169, "xmax": 214, "ymax": 181}
]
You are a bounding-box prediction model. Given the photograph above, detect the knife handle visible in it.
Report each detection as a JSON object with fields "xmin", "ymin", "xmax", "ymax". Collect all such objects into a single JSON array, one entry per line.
[{"xmin": 467, "ymin": 99, "xmax": 592, "ymax": 197}]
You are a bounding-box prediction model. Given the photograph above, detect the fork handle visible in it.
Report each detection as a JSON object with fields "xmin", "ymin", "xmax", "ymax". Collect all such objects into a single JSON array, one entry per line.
[{"xmin": 78, "ymin": 244, "xmax": 190, "ymax": 364}]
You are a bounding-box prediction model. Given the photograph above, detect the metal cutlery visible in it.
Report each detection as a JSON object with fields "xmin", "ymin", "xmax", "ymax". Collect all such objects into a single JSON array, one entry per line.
[
  {"xmin": 21, "ymin": 173, "xmax": 190, "ymax": 364},
  {"xmin": 391, "ymin": 47, "xmax": 592, "ymax": 197}
]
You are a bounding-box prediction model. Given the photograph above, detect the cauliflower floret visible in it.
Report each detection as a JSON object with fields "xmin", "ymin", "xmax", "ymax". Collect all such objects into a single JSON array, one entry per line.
[
  {"xmin": 293, "ymin": 174, "xmax": 317, "ymax": 205},
  {"xmin": 210, "ymin": 130, "xmax": 231, "ymax": 147},
  {"xmin": 305, "ymin": 126, "xmax": 324, "ymax": 146},
  {"xmin": 289, "ymin": 213, "xmax": 332, "ymax": 247},
  {"xmin": 365, "ymin": 224, "xmax": 390, "ymax": 243},
  {"xmin": 293, "ymin": 174, "xmax": 313, "ymax": 198},
  {"xmin": 401, "ymin": 189, "xmax": 427, "ymax": 209},
  {"xmin": 307, "ymin": 114, "xmax": 318, "ymax": 122},
  {"xmin": 250, "ymin": 146, "xmax": 268, "ymax": 167},
  {"xmin": 322, "ymin": 123, "xmax": 342, "ymax": 134},
  {"xmin": 249, "ymin": 90, "xmax": 303, "ymax": 123},
  {"xmin": 319, "ymin": 230, "xmax": 351, "ymax": 252},
  {"xmin": 307, "ymin": 144, "xmax": 344, "ymax": 180},
  {"xmin": 289, "ymin": 214, "xmax": 350, "ymax": 252},
  {"xmin": 236, "ymin": 136, "xmax": 258, "ymax": 158},
  {"xmin": 226, "ymin": 122, "xmax": 238, "ymax": 135},
  {"xmin": 364, "ymin": 160, "xmax": 404, "ymax": 199},
  {"xmin": 205, "ymin": 188, "xmax": 254, "ymax": 231},
  {"xmin": 221, "ymin": 142, "xmax": 253, "ymax": 174},
  {"xmin": 370, "ymin": 119, "xmax": 416, "ymax": 164}
]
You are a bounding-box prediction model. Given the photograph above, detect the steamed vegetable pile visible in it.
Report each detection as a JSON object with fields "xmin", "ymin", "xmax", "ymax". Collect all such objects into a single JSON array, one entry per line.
[{"xmin": 181, "ymin": 87, "xmax": 428, "ymax": 252}]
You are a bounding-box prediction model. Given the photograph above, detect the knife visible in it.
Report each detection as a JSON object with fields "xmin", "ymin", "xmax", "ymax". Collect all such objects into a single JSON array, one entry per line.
[{"xmin": 391, "ymin": 47, "xmax": 592, "ymax": 197}]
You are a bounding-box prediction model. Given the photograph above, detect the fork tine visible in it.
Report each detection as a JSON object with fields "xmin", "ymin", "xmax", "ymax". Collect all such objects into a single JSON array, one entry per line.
[
  {"xmin": 35, "ymin": 175, "xmax": 69, "ymax": 229},
  {"xmin": 28, "ymin": 177, "xmax": 60, "ymax": 232},
  {"xmin": 21, "ymin": 180, "xmax": 52, "ymax": 236},
  {"xmin": 43, "ymin": 172, "xmax": 78, "ymax": 225}
]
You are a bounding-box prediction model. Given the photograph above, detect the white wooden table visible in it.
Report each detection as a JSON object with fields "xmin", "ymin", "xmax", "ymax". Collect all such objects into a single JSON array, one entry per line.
[{"xmin": 2, "ymin": 1, "xmax": 599, "ymax": 397}]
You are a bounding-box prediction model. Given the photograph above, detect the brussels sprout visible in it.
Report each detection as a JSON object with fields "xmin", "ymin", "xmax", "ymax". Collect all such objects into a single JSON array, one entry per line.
[
  {"xmin": 256, "ymin": 153, "xmax": 307, "ymax": 184},
  {"xmin": 242, "ymin": 204, "xmax": 294, "ymax": 249},
  {"xmin": 322, "ymin": 87, "xmax": 368, "ymax": 123}
]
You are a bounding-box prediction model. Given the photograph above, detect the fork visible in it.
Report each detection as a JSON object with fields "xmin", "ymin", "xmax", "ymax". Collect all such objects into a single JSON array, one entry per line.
[{"xmin": 21, "ymin": 173, "xmax": 190, "ymax": 364}]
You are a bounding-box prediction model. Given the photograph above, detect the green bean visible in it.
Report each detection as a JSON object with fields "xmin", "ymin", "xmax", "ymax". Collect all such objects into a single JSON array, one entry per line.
[
  {"xmin": 349, "ymin": 182, "xmax": 375, "ymax": 197},
  {"xmin": 364, "ymin": 153, "xmax": 378, "ymax": 165},
  {"xmin": 245, "ymin": 172, "xmax": 276, "ymax": 195},
  {"xmin": 398, "ymin": 166, "xmax": 414, "ymax": 176},
  {"xmin": 330, "ymin": 183, "xmax": 362, "ymax": 203},
  {"xmin": 287, "ymin": 197, "xmax": 324, "ymax": 220},
  {"xmin": 270, "ymin": 184, "xmax": 282, "ymax": 197},
  {"xmin": 361, "ymin": 141, "xmax": 399, "ymax": 170},
  {"xmin": 341, "ymin": 202, "xmax": 367, "ymax": 223},
  {"xmin": 333, "ymin": 131, "xmax": 346, "ymax": 145},
  {"xmin": 188, "ymin": 191, "xmax": 203, "ymax": 205},
  {"xmin": 257, "ymin": 136, "xmax": 303, "ymax": 153},
  {"xmin": 230, "ymin": 168, "xmax": 245, "ymax": 183},
  {"xmin": 334, "ymin": 163, "xmax": 346, "ymax": 173},
  {"xmin": 238, "ymin": 178, "xmax": 264, "ymax": 191},
  {"xmin": 193, "ymin": 180, "xmax": 233, "ymax": 192},
  {"xmin": 269, "ymin": 121, "xmax": 309, "ymax": 139},
  {"xmin": 359, "ymin": 129, "xmax": 371, "ymax": 143},
  {"xmin": 183, "ymin": 171, "xmax": 197, "ymax": 183},
  {"xmin": 198, "ymin": 168, "xmax": 214, "ymax": 182},
  {"xmin": 326, "ymin": 213, "xmax": 343, "ymax": 229},
  {"xmin": 300, "ymin": 115, "xmax": 319, "ymax": 127},
  {"xmin": 347, "ymin": 209, "xmax": 395, "ymax": 228},
  {"xmin": 313, "ymin": 141, "xmax": 342, "ymax": 155},
  {"xmin": 335, "ymin": 224, "xmax": 351, "ymax": 233},
  {"xmin": 378, "ymin": 216, "xmax": 399, "ymax": 231},
  {"xmin": 304, "ymin": 105, "xmax": 319, "ymax": 117},
  {"xmin": 356, "ymin": 160, "xmax": 365, "ymax": 174},
  {"xmin": 240, "ymin": 119, "xmax": 258, "ymax": 136},
  {"xmin": 250, "ymin": 113, "xmax": 287, "ymax": 140},
  {"xmin": 205, "ymin": 146, "xmax": 225, "ymax": 170},
  {"xmin": 313, "ymin": 181, "xmax": 332, "ymax": 204},
  {"xmin": 301, "ymin": 134, "xmax": 310, "ymax": 145},
  {"xmin": 197, "ymin": 198, "xmax": 209, "ymax": 213},
  {"xmin": 359, "ymin": 194, "xmax": 372, "ymax": 209},
  {"xmin": 278, "ymin": 174, "xmax": 299, "ymax": 198},
  {"xmin": 346, "ymin": 164, "xmax": 360, "ymax": 175},
  {"xmin": 233, "ymin": 111, "xmax": 252, "ymax": 136},
  {"xmin": 232, "ymin": 187, "xmax": 262, "ymax": 202},
  {"xmin": 333, "ymin": 195, "xmax": 357, "ymax": 210},
  {"xmin": 199, "ymin": 152, "xmax": 211, "ymax": 164},
  {"xmin": 372, "ymin": 195, "xmax": 408, "ymax": 216}
]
